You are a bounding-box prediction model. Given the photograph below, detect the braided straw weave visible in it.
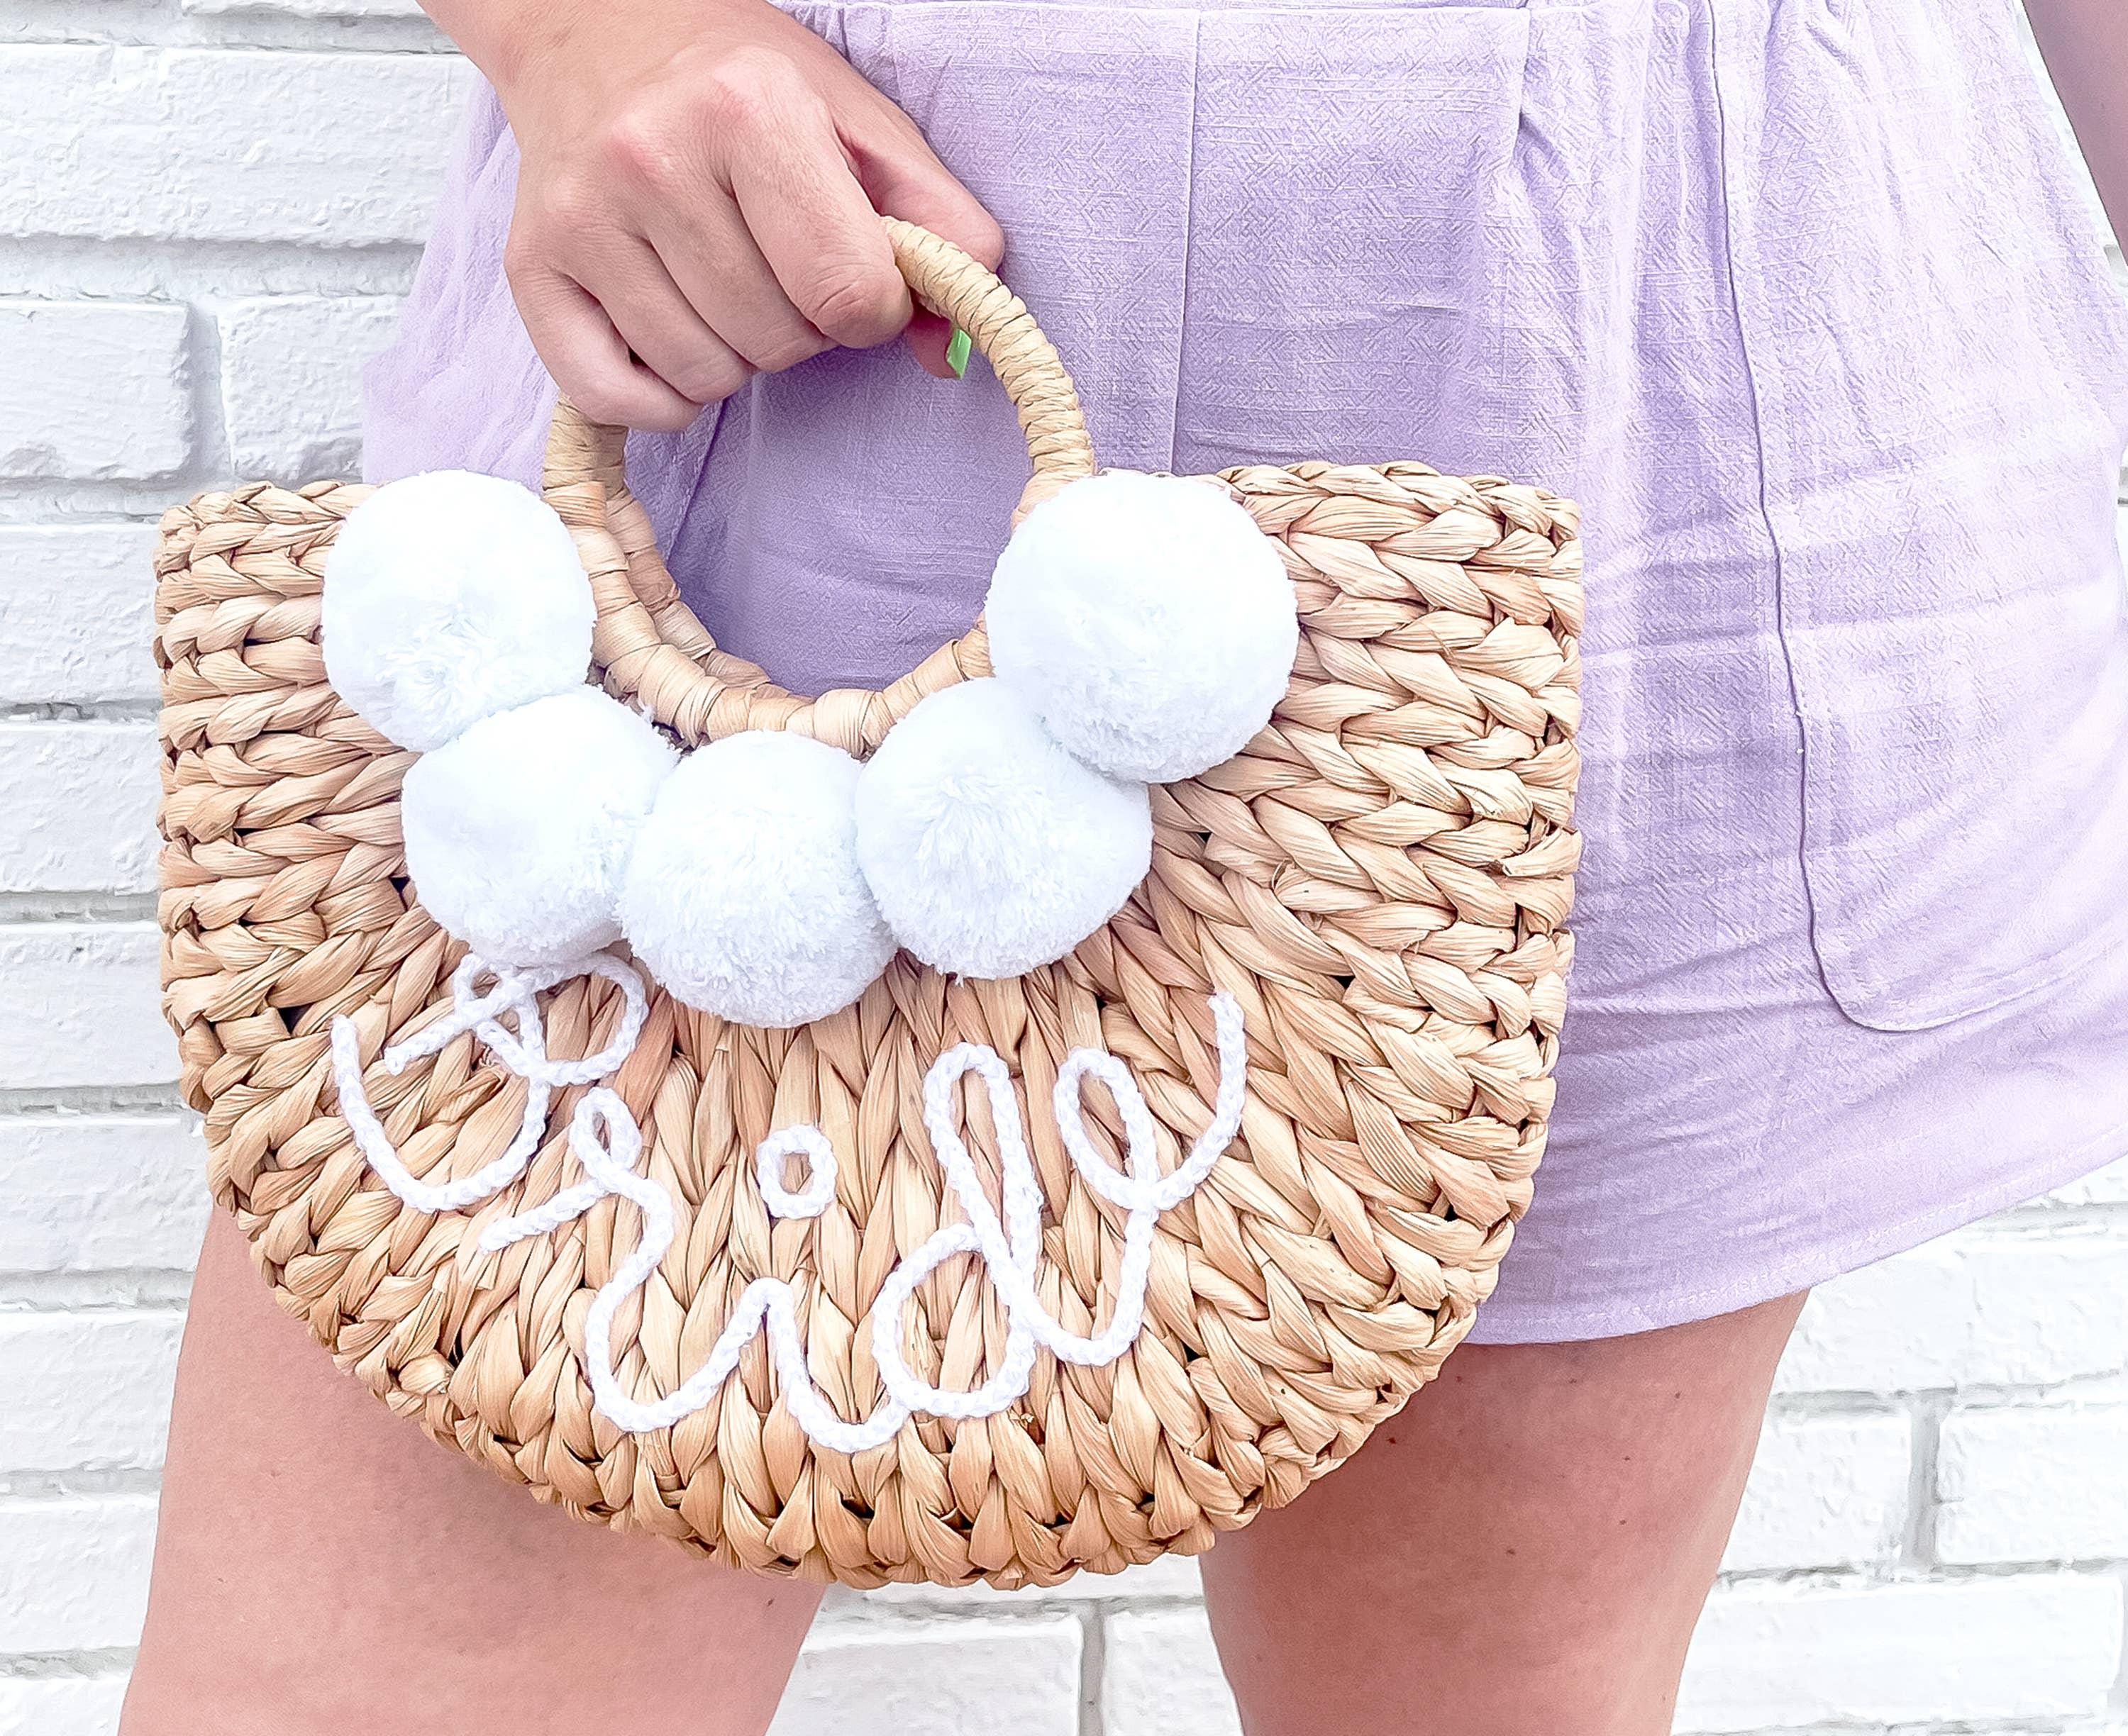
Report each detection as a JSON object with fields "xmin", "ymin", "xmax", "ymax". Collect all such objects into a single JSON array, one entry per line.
[{"xmin": 155, "ymin": 221, "xmax": 1584, "ymax": 1588}]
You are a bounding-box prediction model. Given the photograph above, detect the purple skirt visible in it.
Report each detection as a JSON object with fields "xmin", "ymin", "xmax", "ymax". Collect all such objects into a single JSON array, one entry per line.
[{"xmin": 365, "ymin": 0, "xmax": 2128, "ymax": 1342}]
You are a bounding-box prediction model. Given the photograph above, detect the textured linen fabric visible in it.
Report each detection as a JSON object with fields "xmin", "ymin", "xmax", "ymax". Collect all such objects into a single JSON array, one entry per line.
[{"xmin": 364, "ymin": 0, "xmax": 2128, "ymax": 1342}]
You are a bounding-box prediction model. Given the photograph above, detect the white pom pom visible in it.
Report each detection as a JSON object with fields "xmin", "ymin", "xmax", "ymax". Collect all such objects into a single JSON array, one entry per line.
[
  {"xmin": 985, "ymin": 469, "xmax": 1297, "ymax": 783},
  {"xmin": 401, "ymin": 687, "xmax": 676, "ymax": 965},
  {"xmin": 324, "ymin": 470, "xmax": 595, "ymax": 752},
  {"xmin": 855, "ymin": 679, "xmax": 1151, "ymax": 979},
  {"xmin": 619, "ymin": 733, "xmax": 897, "ymax": 1028}
]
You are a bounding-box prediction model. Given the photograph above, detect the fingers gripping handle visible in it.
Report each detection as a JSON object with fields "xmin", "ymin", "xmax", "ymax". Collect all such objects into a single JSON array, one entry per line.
[
  {"xmin": 879, "ymin": 218, "xmax": 1096, "ymax": 491},
  {"xmin": 545, "ymin": 218, "xmax": 1095, "ymax": 511},
  {"xmin": 538, "ymin": 220, "xmax": 1097, "ymax": 754}
]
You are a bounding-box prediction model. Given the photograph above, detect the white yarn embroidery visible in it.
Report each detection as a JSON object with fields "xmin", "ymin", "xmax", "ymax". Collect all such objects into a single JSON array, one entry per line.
[
  {"xmin": 327, "ymin": 950, "xmax": 648, "ymax": 1216},
  {"xmin": 331, "ymin": 955, "xmax": 1248, "ymax": 1451}
]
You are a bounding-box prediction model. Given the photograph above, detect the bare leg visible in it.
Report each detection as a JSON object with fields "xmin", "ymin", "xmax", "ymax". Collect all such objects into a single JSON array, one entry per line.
[
  {"xmin": 1200, "ymin": 1293, "xmax": 1805, "ymax": 1736},
  {"xmin": 123, "ymin": 1213, "xmax": 821, "ymax": 1736}
]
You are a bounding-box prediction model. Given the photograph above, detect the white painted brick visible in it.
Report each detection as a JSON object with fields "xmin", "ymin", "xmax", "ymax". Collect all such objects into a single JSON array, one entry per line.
[
  {"xmin": 1936, "ymin": 1402, "xmax": 2128, "ymax": 1564},
  {"xmin": 1956, "ymin": 1231, "xmax": 2128, "ymax": 1388},
  {"xmin": 1102, "ymin": 1606, "xmax": 1241, "ymax": 1736},
  {"xmin": 0, "ymin": 1675, "xmax": 128, "ymax": 1736},
  {"xmin": 770, "ymin": 1615, "xmax": 1080, "ymax": 1736},
  {"xmin": 859, "ymin": 1552, "xmax": 1203, "ymax": 1608},
  {"xmin": 1778, "ymin": 1246, "xmax": 1973, "ymax": 1394},
  {"xmin": 188, "ymin": 0, "xmax": 426, "ymax": 13},
  {"xmin": 0, "ymin": 1313, "xmax": 185, "ymax": 1472},
  {"xmin": 0, "ymin": 725, "xmax": 160, "ymax": 895},
  {"xmin": 2049, "ymin": 1152, "xmax": 2128, "ymax": 1206},
  {"xmin": 0, "ymin": 527, "xmax": 161, "ymax": 706},
  {"xmin": 1674, "ymin": 1575, "xmax": 2123, "ymax": 1732},
  {"xmin": 0, "ymin": 303, "xmax": 189, "ymax": 481},
  {"xmin": 0, "ymin": 1116, "xmax": 206, "ymax": 1274},
  {"xmin": 0, "ymin": 1494, "xmax": 159, "ymax": 1652},
  {"xmin": 1722, "ymin": 1413, "xmax": 1911, "ymax": 1574},
  {"xmin": 0, "ymin": 47, "xmax": 472, "ymax": 245},
  {"xmin": 1777, "ymin": 1231, "xmax": 2128, "ymax": 1393},
  {"xmin": 218, "ymin": 295, "xmax": 401, "ymax": 480},
  {"xmin": 0, "ymin": 925, "xmax": 178, "ymax": 1091}
]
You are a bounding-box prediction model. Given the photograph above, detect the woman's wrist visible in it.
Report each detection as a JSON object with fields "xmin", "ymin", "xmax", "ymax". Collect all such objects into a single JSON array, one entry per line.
[
  {"xmin": 418, "ymin": 0, "xmax": 536, "ymax": 101},
  {"xmin": 424, "ymin": 0, "xmax": 757, "ymax": 119}
]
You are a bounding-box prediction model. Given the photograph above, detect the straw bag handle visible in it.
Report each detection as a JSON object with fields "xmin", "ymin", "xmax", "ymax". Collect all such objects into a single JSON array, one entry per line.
[{"xmin": 541, "ymin": 218, "xmax": 1097, "ymax": 755}]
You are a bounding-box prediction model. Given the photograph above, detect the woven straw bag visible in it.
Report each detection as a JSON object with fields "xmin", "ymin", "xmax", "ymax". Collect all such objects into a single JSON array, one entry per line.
[{"xmin": 155, "ymin": 222, "xmax": 1583, "ymax": 1589}]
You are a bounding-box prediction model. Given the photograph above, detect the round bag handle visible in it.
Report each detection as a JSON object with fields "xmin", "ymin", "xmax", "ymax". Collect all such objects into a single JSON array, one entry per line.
[{"xmin": 541, "ymin": 218, "xmax": 1097, "ymax": 755}]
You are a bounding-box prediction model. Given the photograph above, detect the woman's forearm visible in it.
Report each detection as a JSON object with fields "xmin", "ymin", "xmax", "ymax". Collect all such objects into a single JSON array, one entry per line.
[{"xmin": 2027, "ymin": 0, "xmax": 2128, "ymax": 243}]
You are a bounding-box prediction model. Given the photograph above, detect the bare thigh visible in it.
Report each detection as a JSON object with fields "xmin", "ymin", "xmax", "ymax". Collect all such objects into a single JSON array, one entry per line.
[
  {"xmin": 1199, "ymin": 1293, "xmax": 1806, "ymax": 1736},
  {"xmin": 122, "ymin": 1214, "xmax": 820, "ymax": 1736}
]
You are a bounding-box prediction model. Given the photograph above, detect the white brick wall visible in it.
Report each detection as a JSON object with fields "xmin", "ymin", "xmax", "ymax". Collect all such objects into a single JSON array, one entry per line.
[
  {"xmin": 1, "ymin": 4, "xmax": 2124, "ymax": 1733},
  {"xmin": 0, "ymin": 1497, "xmax": 161, "ymax": 1656},
  {"xmin": 0, "ymin": 724, "xmax": 161, "ymax": 894},
  {"xmin": 218, "ymin": 295, "xmax": 405, "ymax": 476},
  {"xmin": 1, "ymin": 48, "xmax": 471, "ymax": 245},
  {"xmin": 1936, "ymin": 1402, "xmax": 2128, "ymax": 1565},
  {"xmin": 774, "ymin": 1617, "xmax": 1084, "ymax": 1736},
  {"xmin": 1675, "ymin": 1576, "xmax": 2127, "ymax": 1732},
  {"xmin": 0, "ymin": 528, "xmax": 161, "ymax": 706}
]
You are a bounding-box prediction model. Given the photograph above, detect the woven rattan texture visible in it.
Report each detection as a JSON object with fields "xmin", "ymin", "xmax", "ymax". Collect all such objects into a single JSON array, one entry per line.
[
  {"xmin": 155, "ymin": 229, "xmax": 1582, "ymax": 1588},
  {"xmin": 155, "ymin": 458, "xmax": 1581, "ymax": 1588}
]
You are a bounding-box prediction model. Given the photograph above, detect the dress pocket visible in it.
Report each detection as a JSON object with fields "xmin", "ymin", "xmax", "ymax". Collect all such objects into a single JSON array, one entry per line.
[{"xmin": 1722, "ymin": 0, "xmax": 2128, "ymax": 1030}]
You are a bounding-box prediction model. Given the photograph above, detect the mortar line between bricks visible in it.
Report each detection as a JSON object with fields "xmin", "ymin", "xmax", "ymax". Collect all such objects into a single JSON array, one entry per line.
[
  {"xmin": 0, "ymin": 1647, "xmax": 138, "ymax": 1679},
  {"xmin": 1773, "ymin": 1371, "xmax": 2128, "ymax": 1409},
  {"xmin": 1712, "ymin": 1557, "xmax": 2128, "ymax": 1588},
  {"xmin": 1767, "ymin": 1392, "xmax": 1917, "ymax": 1420},
  {"xmin": 815, "ymin": 1593, "xmax": 1209, "ymax": 1630},
  {"xmin": 1824, "ymin": 1560, "xmax": 2128, "ymax": 1589},
  {"xmin": 0, "ymin": 483, "xmax": 239, "ymax": 518},
  {"xmin": 0, "ymin": 506, "xmax": 167, "ymax": 523},
  {"xmin": 4, "ymin": 33, "xmax": 454, "ymax": 56},
  {"xmin": 0, "ymin": 1105, "xmax": 192, "ymax": 1123},
  {"xmin": 1991, "ymin": 1203, "xmax": 2128, "ymax": 1235},
  {"xmin": 1905, "ymin": 1396, "xmax": 1947, "ymax": 1574},
  {"xmin": 0, "ymin": 1469, "xmax": 167, "ymax": 1501},
  {"xmin": 185, "ymin": 282, "xmax": 233, "ymax": 489},
  {"xmin": 1712, "ymin": 1724, "xmax": 2099, "ymax": 1735},
  {"xmin": 0, "ymin": 893, "xmax": 160, "ymax": 923},
  {"xmin": 0, "ymin": 233, "xmax": 426, "ymax": 271},
  {"xmin": 0, "ymin": 701, "xmax": 162, "ymax": 723},
  {"xmin": 0, "ymin": 1086, "xmax": 191, "ymax": 1114},
  {"xmin": 1078, "ymin": 1603, "xmax": 1107, "ymax": 1736},
  {"xmin": 0, "ymin": 1485, "xmax": 164, "ymax": 1512},
  {"xmin": 2108, "ymin": 1564, "xmax": 2128, "ymax": 1712},
  {"xmin": 0, "ymin": 1280, "xmax": 194, "ymax": 1305}
]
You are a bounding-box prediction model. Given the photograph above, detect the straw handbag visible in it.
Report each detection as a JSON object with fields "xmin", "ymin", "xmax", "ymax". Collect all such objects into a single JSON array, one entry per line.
[{"xmin": 154, "ymin": 222, "xmax": 1583, "ymax": 1589}]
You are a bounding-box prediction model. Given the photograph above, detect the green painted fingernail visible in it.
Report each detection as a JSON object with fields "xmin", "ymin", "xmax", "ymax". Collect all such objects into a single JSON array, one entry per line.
[{"xmin": 946, "ymin": 326, "xmax": 972, "ymax": 379}]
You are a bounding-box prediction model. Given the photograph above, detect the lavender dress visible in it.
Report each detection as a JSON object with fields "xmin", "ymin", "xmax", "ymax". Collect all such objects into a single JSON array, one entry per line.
[{"xmin": 365, "ymin": 0, "xmax": 2128, "ymax": 1342}]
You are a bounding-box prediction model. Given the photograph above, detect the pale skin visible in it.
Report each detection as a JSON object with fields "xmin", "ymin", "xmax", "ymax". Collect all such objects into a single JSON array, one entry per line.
[{"xmin": 121, "ymin": 1, "xmax": 2127, "ymax": 1730}]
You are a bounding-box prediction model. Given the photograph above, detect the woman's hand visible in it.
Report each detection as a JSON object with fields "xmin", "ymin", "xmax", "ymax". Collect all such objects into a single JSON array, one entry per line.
[{"xmin": 423, "ymin": 0, "xmax": 1004, "ymax": 429}]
